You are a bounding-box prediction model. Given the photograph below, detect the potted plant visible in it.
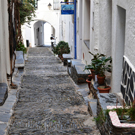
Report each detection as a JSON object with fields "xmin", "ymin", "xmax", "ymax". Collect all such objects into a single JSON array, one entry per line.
[
  {"xmin": 95, "ymin": 100, "xmax": 135, "ymax": 134},
  {"xmin": 97, "ymin": 81, "xmax": 111, "ymax": 93},
  {"xmin": 84, "ymin": 64, "xmax": 95, "ymax": 80},
  {"xmin": 84, "ymin": 52, "xmax": 105, "ymax": 80},
  {"xmin": 106, "ymin": 102, "xmax": 135, "ymax": 133},
  {"xmin": 93, "ymin": 56, "xmax": 112, "ymax": 85},
  {"xmin": 53, "ymin": 41, "xmax": 70, "ymax": 60},
  {"xmin": 86, "ymin": 74, "xmax": 92, "ymax": 90}
]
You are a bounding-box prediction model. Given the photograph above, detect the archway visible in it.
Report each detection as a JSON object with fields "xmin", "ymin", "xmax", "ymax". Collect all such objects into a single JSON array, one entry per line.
[{"xmin": 33, "ymin": 20, "xmax": 56, "ymax": 47}]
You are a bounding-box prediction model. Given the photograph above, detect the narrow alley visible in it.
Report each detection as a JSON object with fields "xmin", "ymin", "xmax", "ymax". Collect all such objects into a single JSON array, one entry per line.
[{"xmin": 7, "ymin": 47, "xmax": 99, "ymax": 135}]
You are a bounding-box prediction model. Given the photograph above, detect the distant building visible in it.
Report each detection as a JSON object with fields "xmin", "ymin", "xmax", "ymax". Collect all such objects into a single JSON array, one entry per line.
[{"xmin": 22, "ymin": 0, "xmax": 61, "ymax": 47}]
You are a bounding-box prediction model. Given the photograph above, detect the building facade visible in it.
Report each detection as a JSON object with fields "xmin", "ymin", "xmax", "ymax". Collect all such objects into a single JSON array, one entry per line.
[{"xmin": 60, "ymin": 0, "xmax": 135, "ymax": 93}]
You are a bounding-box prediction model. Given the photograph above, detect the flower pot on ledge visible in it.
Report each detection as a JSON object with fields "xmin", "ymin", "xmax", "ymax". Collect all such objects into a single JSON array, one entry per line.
[
  {"xmin": 97, "ymin": 85, "xmax": 111, "ymax": 93},
  {"xmin": 90, "ymin": 69, "xmax": 95, "ymax": 80},
  {"xmin": 86, "ymin": 75, "xmax": 92, "ymax": 90},
  {"xmin": 97, "ymin": 75, "xmax": 105, "ymax": 85},
  {"xmin": 107, "ymin": 106, "xmax": 135, "ymax": 134}
]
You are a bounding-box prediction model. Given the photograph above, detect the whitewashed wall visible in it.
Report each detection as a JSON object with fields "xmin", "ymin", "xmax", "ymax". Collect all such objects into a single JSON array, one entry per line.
[
  {"xmin": 22, "ymin": 24, "xmax": 32, "ymax": 47},
  {"xmin": 0, "ymin": 0, "xmax": 10, "ymax": 83},
  {"xmin": 112, "ymin": 0, "xmax": 135, "ymax": 93},
  {"xmin": 59, "ymin": 14, "xmax": 74, "ymax": 57},
  {"xmin": 22, "ymin": 0, "xmax": 60, "ymax": 47},
  {"xmin": 34, "ymin": 21, "xmax": 44, "ymax": 46}
]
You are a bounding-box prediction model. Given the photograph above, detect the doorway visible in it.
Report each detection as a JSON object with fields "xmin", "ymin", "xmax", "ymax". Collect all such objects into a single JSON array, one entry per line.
[{"xmin": 112, "ymin": 6, "xmax": 126, "ymax": 92}]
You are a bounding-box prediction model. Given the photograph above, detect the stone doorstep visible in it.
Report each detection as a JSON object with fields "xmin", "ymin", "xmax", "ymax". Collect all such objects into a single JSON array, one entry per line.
[
  {"xmin": 69, "ymin": 59, "xmax": 91, "ymax": 83},
  {"xmin": 98, "ymin": 93, "xmax": 121, "ymax": 110},
  {"xmin": 0, "ymin": 83, "xmax": 8, "ymax": 106},
  {"xmin": 88, "ymin": 99, "xmax": 97, "ymax": 117}
]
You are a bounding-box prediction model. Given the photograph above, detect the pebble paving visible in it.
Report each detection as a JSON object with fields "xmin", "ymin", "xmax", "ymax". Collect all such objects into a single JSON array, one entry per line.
[{"xmin": 7, "ymin": 47, "xmax": 99, "ymax": 135}]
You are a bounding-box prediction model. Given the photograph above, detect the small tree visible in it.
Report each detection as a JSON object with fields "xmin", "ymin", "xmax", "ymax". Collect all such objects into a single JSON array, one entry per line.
[
  {"xmin": 19, "ymin": 0, "xmax": 36, "ymax": 25},
  {"xmin": 53, "ymin": 41, "xmax": 70, "ymax": 57}
]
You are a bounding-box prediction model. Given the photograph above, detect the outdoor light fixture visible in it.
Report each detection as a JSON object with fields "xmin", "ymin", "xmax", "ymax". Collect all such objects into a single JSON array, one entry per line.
[{"xmin": 48, "ymin": 3, "xmax": 52, "ymax": 10}]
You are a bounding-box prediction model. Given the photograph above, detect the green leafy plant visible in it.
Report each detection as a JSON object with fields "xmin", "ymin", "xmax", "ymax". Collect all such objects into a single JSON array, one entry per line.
[
  {"xmin": 16, "ymin": 42, "xmax": 27, "ymax": 54},
  {"xmin": 84, "ymin": 52, "xmax": 105, "ymax": 71},
  {"xmin": 53, "ymin": 41, "xmax": 70, "ymax": 56},
  {"xmin": 92, "ymin": 56, "xmax": 112, "ymax": 76}
]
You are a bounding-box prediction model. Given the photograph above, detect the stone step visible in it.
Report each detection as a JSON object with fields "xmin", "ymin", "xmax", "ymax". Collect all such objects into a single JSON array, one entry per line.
[
  {"xmin": 88, "ymin": 99, "xmax": 97, "ymax": 117},
  {"xmin": 98, "ymin": 93, "xmax": 120, "ymax": 110},
  {"xmin": 69, "ymin": 59, "xmax": 90, "ymax": 83}
]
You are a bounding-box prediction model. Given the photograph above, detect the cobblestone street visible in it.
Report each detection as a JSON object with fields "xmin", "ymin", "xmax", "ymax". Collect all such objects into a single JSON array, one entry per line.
[{"xmin": 7, "ymin": 47, "xmax": 99, "ymax": 135}]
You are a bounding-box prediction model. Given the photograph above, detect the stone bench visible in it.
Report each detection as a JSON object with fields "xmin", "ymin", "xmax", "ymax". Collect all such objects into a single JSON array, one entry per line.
[
  {"xmin": 68, "ymin": 59, "xmax": 90, "ymax": 83},
  {"xmin": 15, "ymin": 51, "xmax": 25, "ymax": 68},
  {"xmin": 0, "ymin": 83, "xmax": 8, "ymax": 106},
  {"xmin": 62, "ymin": 54, "xmax": 73, "ymax": 66}
]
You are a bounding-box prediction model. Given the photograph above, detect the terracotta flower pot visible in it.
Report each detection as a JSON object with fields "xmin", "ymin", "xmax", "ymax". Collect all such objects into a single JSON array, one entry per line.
[
  {"xmin": 90, "ymin": 69, "xmax": 95, "ymax": 80},
  {"xmin": 86, "ymin": 79, "xmax": 91, "ymax": 90},
  {"xmin": 97, "ymin": 86, "xmax": 111, "ymax": 93},
  {"xmin": 97, "ymin": 75, "xmax": 105, "ymax": 85},
  {"xmin": 88, "ymin": 75, "xmax": 92, "ymax": 80}
]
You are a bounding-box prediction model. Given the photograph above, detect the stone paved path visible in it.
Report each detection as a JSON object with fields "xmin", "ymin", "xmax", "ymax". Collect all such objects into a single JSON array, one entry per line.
[{"xmin": 7, "ymin": 47, "xmax": 100, "ymax": 135}]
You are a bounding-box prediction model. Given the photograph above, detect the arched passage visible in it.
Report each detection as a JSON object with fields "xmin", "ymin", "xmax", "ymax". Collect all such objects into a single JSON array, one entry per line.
[{"xmin": 33, "ymin": 20, "xmax": 56, "ymax": 46}]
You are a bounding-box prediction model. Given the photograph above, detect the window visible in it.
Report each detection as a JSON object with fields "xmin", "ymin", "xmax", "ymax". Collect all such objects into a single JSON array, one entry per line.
[{"xmin": 53, "ymin": 0, "xmax": 60, "ymax": 10}]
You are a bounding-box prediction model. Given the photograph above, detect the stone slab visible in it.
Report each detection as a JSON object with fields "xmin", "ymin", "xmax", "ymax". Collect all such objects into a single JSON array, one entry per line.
[
  {"xmin": 62, "ymin": 54, "xmax": 73, "ymax": 66},
  {"xmin": 16, "ymin": 51, "xmax": 23, "ymax": 59},
  {"xmin": 63, "ymin": 54, "xmax": 73, "ymax": 59},
  {"xmin": 0, "ymin": 112, "xmax": 11, "ymax": 122},
  {"xmin": 98, "ymin": 93, "xmax": 121, "ymax": 110},
  {"xmin": 0, "ymin": 123, "xmax": 7, "ymax": 135},
  {"xmin": 88, "ymin": 99, "xmax": 97, "ymax": 117},
  {"xmin": 69, "ymin": 59, "xmax": 91, "ymax": 83},
  {"xmin": 71, "ymin": 59, "xmax": 84, "ymax": 66},
  {"xmin": 75, "ymin": 65, "xmax": 90, "ymax": 75},
  {"xmin": 15, "ymin": 51, "xmax": 24, "ymax": 68},
  {"xmin": 78, "ymin": 89, "xmax": 89, "ymax": 97},
  {"xmin": 0, "ymin": 83, "xmax": 8, "ymax": 106}
]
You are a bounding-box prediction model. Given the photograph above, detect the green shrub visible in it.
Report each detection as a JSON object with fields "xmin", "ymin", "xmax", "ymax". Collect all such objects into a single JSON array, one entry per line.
[
  {"xmin": 16, "ymin": 42, "xmax": 27, "ymax": 54},
  {"xmin": 53, "ymin": 41, "xmax": 70, "ymax": 56}
]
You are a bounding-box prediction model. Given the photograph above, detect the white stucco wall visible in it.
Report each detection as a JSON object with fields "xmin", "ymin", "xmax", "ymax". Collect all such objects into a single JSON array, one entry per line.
[
  {"xmin": 112, "ymin": 0, "xmax": 135, "ymax": 93},
  {"xmin": 22, "ymin": 24, "xmax": 32, "ymax": 47},
  {"xmin": 22, "ymin": 0, "xmax": 60, "ymax": 47},
  {"xmin": 34, "ymin": 21, "xmax": 44, "ymax": 46},
  {"xmin": 0, "ymin": 0, "xmax": 10, "ymax": 83},
  {"xmin": 59, "ymin": 14, "xmax": 74, "ymax": 58},
  {"xmin": 44, "ymin": 23, "xmax": 52, "ymax": 45}
]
